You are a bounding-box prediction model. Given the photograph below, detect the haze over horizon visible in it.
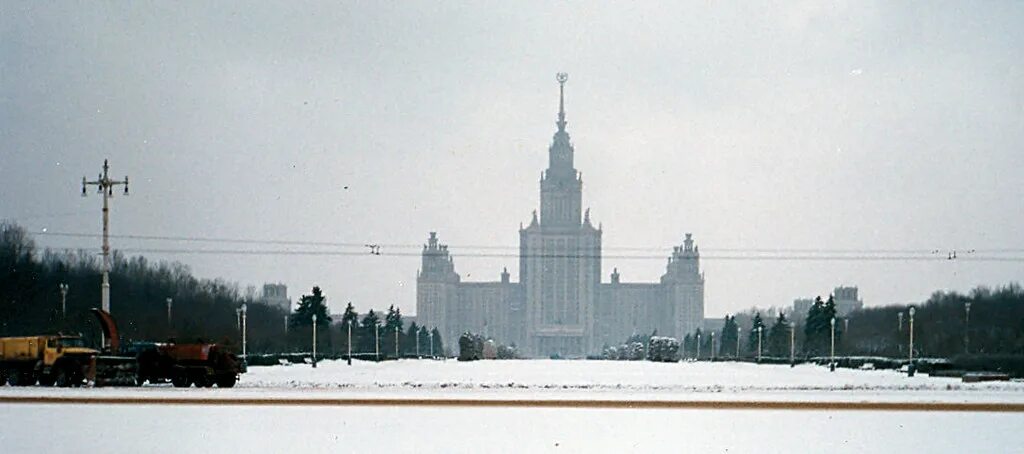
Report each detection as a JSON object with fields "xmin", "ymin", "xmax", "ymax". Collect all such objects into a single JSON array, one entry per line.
[{"xmin": 2, "ymin": 2, "xmax": 1022, "ymax": 318}]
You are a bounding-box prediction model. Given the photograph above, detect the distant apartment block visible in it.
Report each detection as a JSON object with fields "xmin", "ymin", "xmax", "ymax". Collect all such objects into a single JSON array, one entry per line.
[
  {"xmin": 791, "ymin": 287, "xmax": 864, "ymax": 319},
  {"xmin": 261, "ymin": 283, "xmax": 291, "ymax": 313}
]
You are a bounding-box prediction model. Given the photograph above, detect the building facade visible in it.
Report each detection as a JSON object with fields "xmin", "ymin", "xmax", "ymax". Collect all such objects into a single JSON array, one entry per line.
[
  {"xmin": 416, "ymin": 74, "xmax": 704, "ymax": 358},
  {"xmin": 260, "ymin": 283, "xmax": 290, "ymax": 313}
]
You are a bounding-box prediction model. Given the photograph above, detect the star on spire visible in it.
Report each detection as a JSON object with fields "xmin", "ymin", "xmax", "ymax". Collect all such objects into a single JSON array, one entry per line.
[{"xmin": 556, "ymin": 72, "xmax": 568, "ymax": 132}]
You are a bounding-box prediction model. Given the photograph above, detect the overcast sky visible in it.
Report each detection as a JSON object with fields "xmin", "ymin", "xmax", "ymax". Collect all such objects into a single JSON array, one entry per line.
[{"xmin": 2, "ymin": 1, "xmax": 1022, "ymax": 317}]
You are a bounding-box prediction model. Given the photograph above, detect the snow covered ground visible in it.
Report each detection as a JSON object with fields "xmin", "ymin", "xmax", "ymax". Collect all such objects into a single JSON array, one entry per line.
[
  {"xmin": 2, "ymin": 360, "xmax": 1023, "ymax": 452},
  {"xmin": 237, "ymin": 358, "xmax": 1024, "ymax": 402},
  {"xmin": 3, "ymin": 404, "xmax": 1022, "ymax": 453}
]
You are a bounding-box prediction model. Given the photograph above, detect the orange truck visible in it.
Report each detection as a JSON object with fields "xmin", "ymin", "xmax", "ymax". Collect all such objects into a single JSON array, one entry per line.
[{"xmin": 0, "ymin": 335, "xmax": 98, "ymax": 386}]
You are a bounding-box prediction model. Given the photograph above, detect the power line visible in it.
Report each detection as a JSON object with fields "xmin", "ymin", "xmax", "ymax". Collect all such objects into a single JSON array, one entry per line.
[
  {"xmin": 30, "ymin": 231, "xmax": 1024, "ymax": 255},
  {"xmin": 35, "ymin": 245, "xmax": 1024, "ymax": 262}
]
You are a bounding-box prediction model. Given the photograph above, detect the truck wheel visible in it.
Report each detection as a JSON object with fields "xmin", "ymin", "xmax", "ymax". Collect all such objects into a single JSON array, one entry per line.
[
  {"xmin": 55, "ymin": 369, "xmax": 70, "ymax": 387},
  {"xmin": 171, "ymin": 373, "xmax": 191, "ymax": 388},
  {"xmin": 194, "ymin": 374, "xmax": 213, "ymax": 388},
  {"xmin": 38, "ymin": 374, "xmax": 57, "ymax": 387},
  {"xmin": 11, "ymin": 371, "xmax": 36, "ymax": 387},
  {"xmin": 216, "ymin": 375, "xmax": 237, "ymax": 388}
]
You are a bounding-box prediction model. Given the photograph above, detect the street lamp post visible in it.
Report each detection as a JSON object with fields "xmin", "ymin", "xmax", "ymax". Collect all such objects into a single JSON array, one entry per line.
[
  {"xmin": 898, "ymin": 312, "xmax": 904, "ymax": 332},
  {"xmin": 429, "ymin": 329, "xmax": 434, "ymax": 358},
  {"xmin": 395, "ymin": 326, "xmax": 400, "ymax": 360},
  {"xmin": 311, "ymin": 313, "xmax": 317, "ymax": 368},
  {"xmin": 166, "ymin": 298, "xmax": 173, "ymax": 326},
  {"xmin": 375, "ymin": 324, "xmax": 380, "ymax": 361},
  {"xmin": 240, "ymin": 303, "xmax": 247, "ymax": 367},
  {"xmin": 908, "ymin": 307, "xmax": 916, "ymax": 362},
  {"xmin": 696, "ymin": 333, "xmax": 701, "ymax": 360},
  {"xmin": 964, "ymin": 302, "xmax": 971, "ymax": 354},
  {"xmin": 347, "ymin": 320, "xmax": 353, "ymax": 366},
  {"xmin": 416, "ymin": 327, "xmax": 422, "ymax": 358},
  {"xmin": 830, "ymin": 317, "xmax": 836, "ymax": 372},
  {"xmin": 710, "ymin": 331, "xmax": 716, "ymax": 360},
  {"xmin": 736, "ymin": 327, "xmax": 741, "ymax": 359},
  {"xmin": 756, "ymin": 326, "xmax": 763, "ymax": 362},
  {"xmin": 789, "ymin": 322, "xmax": 796, "ymax": 367},
  {"xmin": 58, "ymin": 283, "xmax": 69, "ymax": 321}
]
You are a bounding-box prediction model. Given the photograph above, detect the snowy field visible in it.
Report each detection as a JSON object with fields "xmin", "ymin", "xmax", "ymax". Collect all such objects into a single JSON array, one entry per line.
[
  {"xmin": 4, "ymin": 358, "xmax": 1020, "ymax": 402},
  {"xmin": 3, "ymin": 360, "xmax": 1023, "ymax": 453},
  {"xmin": 3, "ymin": 404, "xmax": 1022, "ymax": 453}
]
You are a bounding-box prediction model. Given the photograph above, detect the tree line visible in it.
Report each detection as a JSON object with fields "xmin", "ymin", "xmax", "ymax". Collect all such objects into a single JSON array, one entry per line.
[
  {"xmin": 684, "ymin": 285, "xmax": 1023, "ymax": 360},
  {"xmin": 0, "ymin": 221, "xmax": 443, "ymax": 358}
]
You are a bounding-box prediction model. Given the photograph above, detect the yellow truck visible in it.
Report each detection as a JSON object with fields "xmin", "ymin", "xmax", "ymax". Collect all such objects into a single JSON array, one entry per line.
[{"xmin": 0, "ymin": 335, "xmax": 98, "ymax": 386}]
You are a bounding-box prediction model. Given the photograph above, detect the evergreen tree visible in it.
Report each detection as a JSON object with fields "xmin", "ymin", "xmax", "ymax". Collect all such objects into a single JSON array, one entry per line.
[
  {"xmin": 290, "ymin": 286, "xmax": 332, "ymax": 328},
  {"xmin": 823, "ymin": 295, "xmax": 842, "ymax": 346},
  {"xmin": 359, "ymin": 309, "xmax": 381, "ymax": 358},
  {"xmin": 682, "ymin": 333, "xmax": 693, "ymax": 358},
  {"xmin": 746, "ymin": 312, "xmax": 766, "ymax": 354},
  {"xmin": 404, "ymin": 321, "xmax": 420, "ymax": 356},
  {"xmin": 720, "ymin": 315, "xmax": 738, "ymax": 358},
  {"xmin": 767, "ymin": 312, "xmax": 789, "ymax": 357},
  {"xmin": 430, "ymin": 327, "xmax": 444, "ymax": 357},
  {"xmin": 803, "ymin": 296, "xmax": 826, "ymax": 355},
  {"xmin": 382, "ymin": 305, "xmax": 403, "ymax": 359}
]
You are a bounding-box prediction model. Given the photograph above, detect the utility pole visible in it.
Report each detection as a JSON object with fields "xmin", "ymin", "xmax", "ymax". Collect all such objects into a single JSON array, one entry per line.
[
  {"xmin": 81, "ymin": 159, "xmax": 129, "ymax": 315},
  {"xmin": 312, "ymin": 313, "xmax": 318, "ymax": 368}
]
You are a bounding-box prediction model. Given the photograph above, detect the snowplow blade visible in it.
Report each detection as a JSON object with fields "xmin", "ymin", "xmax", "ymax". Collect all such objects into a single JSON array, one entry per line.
[{"xmin": 93, "ymin": 355, "xmax": 138, "ymax": 387}]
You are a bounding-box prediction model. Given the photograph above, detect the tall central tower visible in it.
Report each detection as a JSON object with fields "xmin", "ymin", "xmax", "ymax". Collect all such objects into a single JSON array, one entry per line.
[{"xmin": 520, "ymin": 73, "xmax": 602, "ymax": 357}]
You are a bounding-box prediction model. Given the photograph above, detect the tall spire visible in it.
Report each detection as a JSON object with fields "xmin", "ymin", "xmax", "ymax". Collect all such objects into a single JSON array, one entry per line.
[{"xmin": 556, "ymin": 72, "xmax": 568, "ymax": 132}]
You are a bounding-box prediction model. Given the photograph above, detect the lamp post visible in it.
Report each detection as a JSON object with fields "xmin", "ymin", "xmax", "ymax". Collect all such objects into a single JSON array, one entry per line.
[
  {"xmin": 311, "ymin": 313, "xmax": 318, "ymax": 368},
  {"xmin": 166, "ymin": 297, "xmax": 173, "ymax": 325},
  {"xmin": 416, "ymin": 327, "xmax": 422, "ymax": 358},
  {"xmin": 240, "ymin": 303, "xmax": 247, "ymax": 367},
  {"xmin": 710, "ymin": 331, "xmax": 716, "ymax": 360},
  {"xmin": 58, "ymin": 283, "xmax": 69, "ymax": 320},
  {"xmin": 908, "ymin": 307, "xmax": 916, "ymax": 362},
  {"xmin": 696, "ymin": 333, "xmax": 701, "ymax": 360},
  {"xmin": 429, "ymin": 329, "xmax": 434, "ymax": 358},
  {"xmin": 830, "ymin": 317, "xmax": 836, "ymax": 372},
  {"xmin": 736, "ymin": 327, "xmax": 742, "ymax": 359},
  {"xmin": 964, "ymin": 302, "xmax": 971, "ymax": 354},
  {"xmin": 395, "ymin": 325, "xmax": 400, "ymax": 360},
  {"xmin": 756, "ymin": 326, "xmax": 763, "ymax": 362},
  {"xmin": 347, "ymin": 320, "xmax": 353, "ymax": 366},
  {"xmin": 375, "ymin": 323, "xmax": 380, "ymax": 361},
  {"xmin": 897, "ymin": 311, "xmax": 904, "ymax": 332},
  {"xmin": 790, "ymin": 321, "xmax": 798, "ymax": 368}
]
